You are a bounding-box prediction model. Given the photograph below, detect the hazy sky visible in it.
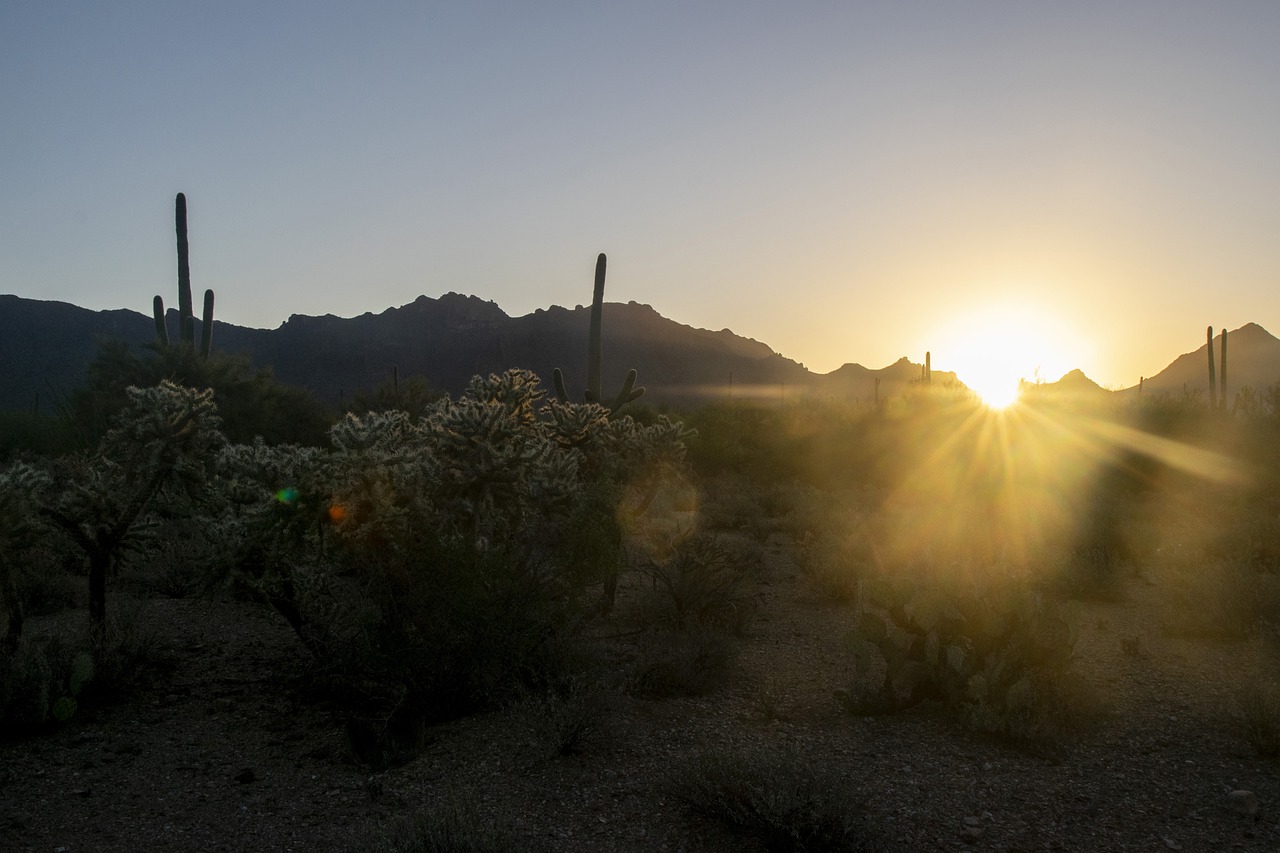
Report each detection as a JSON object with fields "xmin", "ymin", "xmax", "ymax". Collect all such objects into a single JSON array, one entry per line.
[{"xmin": 4, "ymin": 2, "xmax": 1279, "ymax": 390}]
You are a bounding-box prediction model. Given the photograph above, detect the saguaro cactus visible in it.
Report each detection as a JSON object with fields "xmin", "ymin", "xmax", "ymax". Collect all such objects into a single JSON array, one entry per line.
[
  {"xmin": 1220, "ymin": 326, "xmax": 1228, "ymax": 411},
  {"xmin": 153, "ymin": 193, "xmax": 215, "ymax": 357},
  {"xmin": 1207, "ymin": 326, "xmax": 1217, "ymax": 409},
  {"xmin": 553, "ymin": 253, "xmax": 644, "ymax": 414}
]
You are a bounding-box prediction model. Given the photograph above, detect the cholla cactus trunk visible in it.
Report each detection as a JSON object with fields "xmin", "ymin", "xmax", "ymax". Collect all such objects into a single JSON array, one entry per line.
[
  {"xmin": 176, "ymin": 193, "xmax": 194, "ymax": 344},
  {"xmin": 1207, "ymin": 326, "xmax": 1217, "ymax": 409},
  {"xmin": 1220, "ymin": 326, "xmax": 1228, "ymax": 411},
  {"xmin": 0, "ymin": 558, "xmax": 22, "ymax": 655}
]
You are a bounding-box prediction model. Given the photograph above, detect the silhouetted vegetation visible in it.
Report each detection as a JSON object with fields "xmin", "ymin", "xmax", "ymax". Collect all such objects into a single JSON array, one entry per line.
[
  {"xmin": 68, "ymin": 340, "xmax": 332, "ymax": 447},
  {"xmin": 8, "ymin": 327, "xmax": 1280, "ymax": 852}
]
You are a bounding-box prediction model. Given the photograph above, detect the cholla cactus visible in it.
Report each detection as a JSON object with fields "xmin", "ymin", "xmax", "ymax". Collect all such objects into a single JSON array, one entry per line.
[
  {"xmin": 201, "ymin": 367, "xmax": 693, "ymax": 721},
  {"xmin": 39, "ymin": 381, "xmax": 225, "ymax": 634},
  {"xmin": 429, "ymin": 371, "xmax": 579, "ymax": 544},
  {"xmin": 0, "ymin": 462, "xmax": 54, "ymax": 653}
]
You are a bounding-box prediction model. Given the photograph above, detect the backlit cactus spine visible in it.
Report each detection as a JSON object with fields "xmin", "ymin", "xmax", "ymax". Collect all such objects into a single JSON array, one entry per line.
[
  {"xmin": 153, "ymin": 193, "xmax": 215, "ymax": 357},
  {"xmin": 552, "ymin": 253, "xmax": 644, "ymax": 414}
]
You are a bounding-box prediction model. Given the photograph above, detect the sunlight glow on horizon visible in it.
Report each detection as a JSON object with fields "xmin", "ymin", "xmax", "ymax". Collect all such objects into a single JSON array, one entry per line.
[{"xmin": 927, "ymin": 303, "xmax": 1090, "ymax": 409}]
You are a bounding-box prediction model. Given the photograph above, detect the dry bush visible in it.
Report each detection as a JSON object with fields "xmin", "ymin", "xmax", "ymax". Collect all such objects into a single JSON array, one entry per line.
[
  {"xmin": 627, "ymin": 625, "xmax": 738, "ymax": 698},
  {"xmin": 1158, "ymin": 560, "xmax": 1280, "ymax": 641},
  {"xmin": 1236, "ymin": 681, "xmax": 1280, "ymax": 758},
  {"xmin": 636, "ymin": 531, "xmax": 761, "ymax": 633},
  {"xmin": 672, "ymin": 747, "xmax": 879, "ymax": 852},
  {"xmin": 510, "ymin": 676, "xmax": 614, "ymax": 758},
  {"xmin": 370, "ymin": 796, "xmax": 541, "ymax": 853},
  {"xmin": 793, "ymin": 532, "xmax": 863, "ymax": 604}
]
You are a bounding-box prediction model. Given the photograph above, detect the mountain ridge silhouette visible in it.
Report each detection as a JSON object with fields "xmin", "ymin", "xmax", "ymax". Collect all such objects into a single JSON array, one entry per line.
[{"xmin": 2, "ymin": 293, "xmax": 1276, "ymax": 412}]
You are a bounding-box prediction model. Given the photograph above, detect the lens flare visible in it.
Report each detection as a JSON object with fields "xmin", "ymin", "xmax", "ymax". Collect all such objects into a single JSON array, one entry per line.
[{"xmin": 275, "ymin": 487, "xmax": 299, "ymax": 504}]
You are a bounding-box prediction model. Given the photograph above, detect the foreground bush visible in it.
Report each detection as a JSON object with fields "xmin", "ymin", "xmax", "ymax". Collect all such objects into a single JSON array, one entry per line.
[
  {"xmin": 220, "ymin": 370, "xmax": 691, "ymax": 744},
  {"xmin": 370, "ymin": 796, "xmax": 543, "ymax": 853},
  {"xmin": 673, "ymin": 748, "xmax": 879, "ymax": 852}
]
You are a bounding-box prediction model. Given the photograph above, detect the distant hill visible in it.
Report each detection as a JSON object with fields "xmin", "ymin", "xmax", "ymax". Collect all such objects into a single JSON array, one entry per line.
[
  {"xmin": 1125, "ymin": 323, "xmax": 1280, "ymax": 399},
  {"xmin": 1020, "ymin": 368, "xmax": 1110, "ymax": 402},
  {"xmin": 7, "ymin": 292, "xmax": 1274, "ymax": 415},
  {"xmin": 0, "ymin": 293, "xmax": 945, "ymax": 412}
]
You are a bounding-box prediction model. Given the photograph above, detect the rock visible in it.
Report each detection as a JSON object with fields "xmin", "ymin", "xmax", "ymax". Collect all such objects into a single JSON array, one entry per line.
[
  {"xmin": 1162, "ymin": 836, "xmax": 1182, "ymax": 850},
  {"xmin": 964, "ymin": 816, "xmax": 981, "ymax": 827},
  {"xmin": 1226, "ymin": 789, "xmax": 1258, "ymax": 817},
  {"xmin": 234, "ymin": 768, "xmax": 256, "ymax": 784},
  {"xmin": 959, "ymin": 826, "xmax": 984, "ymax": 844}
]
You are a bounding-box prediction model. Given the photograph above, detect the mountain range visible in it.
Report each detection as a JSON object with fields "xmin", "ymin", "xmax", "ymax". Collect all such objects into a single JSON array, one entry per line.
[{"xmin": 2, "ymin": 292, "xmax": 1278, "ymax": 413}]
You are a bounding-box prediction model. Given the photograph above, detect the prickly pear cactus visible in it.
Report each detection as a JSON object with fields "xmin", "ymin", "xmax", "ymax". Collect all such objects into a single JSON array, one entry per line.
[{"xmin": 842, "ymin": 570, "xmax": 1078, "ymax": 731}]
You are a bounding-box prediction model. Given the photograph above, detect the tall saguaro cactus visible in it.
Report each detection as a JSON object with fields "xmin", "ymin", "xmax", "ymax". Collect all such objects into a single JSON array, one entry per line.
[
  {"xmin": 1219, "ymin": 326, "xmax": 1228, "ymax": 411},
  {"xmin": 1206, "ymin": 326, "xmax": 1217, "ymax": 409},
  {"xmin": 153, "ymin": 193, "xmax": 215, "ymax": 357},
  {"xmin": 553, "ymin": 253, "xmax": 644, "ymax": 414}
]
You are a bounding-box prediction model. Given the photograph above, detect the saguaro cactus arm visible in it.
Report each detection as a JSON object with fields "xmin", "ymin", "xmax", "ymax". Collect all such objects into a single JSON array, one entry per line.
[
  {"xmin": 153, "ymin": 296, "xmax": 169, "ymax": 347},
  {"xmin": 199, "ymin": 289, "xmax": 215, "ymax": 358}
]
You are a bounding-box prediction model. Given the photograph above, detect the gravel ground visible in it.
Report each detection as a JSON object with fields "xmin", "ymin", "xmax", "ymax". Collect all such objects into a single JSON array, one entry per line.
[{"xmin": 3, "ymin": 550, "xmax": 1280, "ymax": 852}]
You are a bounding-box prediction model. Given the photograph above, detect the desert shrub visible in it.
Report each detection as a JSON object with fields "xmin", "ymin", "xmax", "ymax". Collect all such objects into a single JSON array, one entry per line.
[
  {"xmin": 770, "ymin": 483, "xmax": 844, "ymax": 544},
  {"xmin": 628, "ymin": 624, "xmax": 738, "ymax": 698},
  {"xmin": 68, "ymin": 340, "xmax": 331, "ymax": 448},
  {"xmin": 0, "ymin": 631, "xmax": 91, "ymax": 736},
  {"xmin": 673, "ymin": 748, "xmax": 878, "ymax": 853},
  {"xmin": 637, "ymin": 531, "xmax": 760, "ymax": 632},
  {"xmin": 510, "ymin": 675, "xmax": 613, "ymax": 758},
  {"xmin": 683, "ymin": 402, "xmax": 800, "ymax": 482},
  {"xmin": 699, "ymin": 479, "xmax": 773, "ymax": 540},
  {"xmin": 371, "ymin": 796, "xmax": 540, "ymax": 853},
  {"xmin": 347, "ymin": 373, "xmax": 444, "ymax": 421},
  {"xmin": 125, "ymin": 517, "xmax": 235, "ymax": 599},
  {"xmin": 1047, "ymin": 545, "xmax": 1129, "ymax": 602},
  {"xmin": 1236, "ymin": 682, "xmax": 1280, "ymax": 758},
  {"xmin": 1158, "ymin": 560, "xmax": 1280, "ymax": 641},
  {"xmin": 14, "ymin": 549, "xmax": 80, "ymax": 616},
  {"xmin": 0, "ymin": 412, "xmax": 78, "ymax": 460},
  {"xmin": 0, "ymin": 596, "xmax": 155, "ymax": 736},
  {"xmin": 86, "ymin": 597, "xmax": 165, "ymax": 695},
  {"xmin": 794, "ymin": 532, "xmax": 863, "ymax": 603}
]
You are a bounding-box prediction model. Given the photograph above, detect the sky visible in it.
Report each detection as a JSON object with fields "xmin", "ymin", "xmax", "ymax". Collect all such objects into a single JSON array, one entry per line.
[{"xmin": 3, "ymin": 1, "xmax": 1279, "ymax": 391}]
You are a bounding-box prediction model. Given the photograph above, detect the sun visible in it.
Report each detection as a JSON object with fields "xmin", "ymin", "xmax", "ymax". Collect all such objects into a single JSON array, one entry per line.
[{"xmin": 927, "ymin": 304, "xmax": 1082, "ymax": 410}]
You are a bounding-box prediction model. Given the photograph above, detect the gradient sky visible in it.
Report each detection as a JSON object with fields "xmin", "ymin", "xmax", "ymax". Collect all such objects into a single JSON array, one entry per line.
[{"xmin": 4, "ymin": 2, "xmax": 1279, "ymax": 390}]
